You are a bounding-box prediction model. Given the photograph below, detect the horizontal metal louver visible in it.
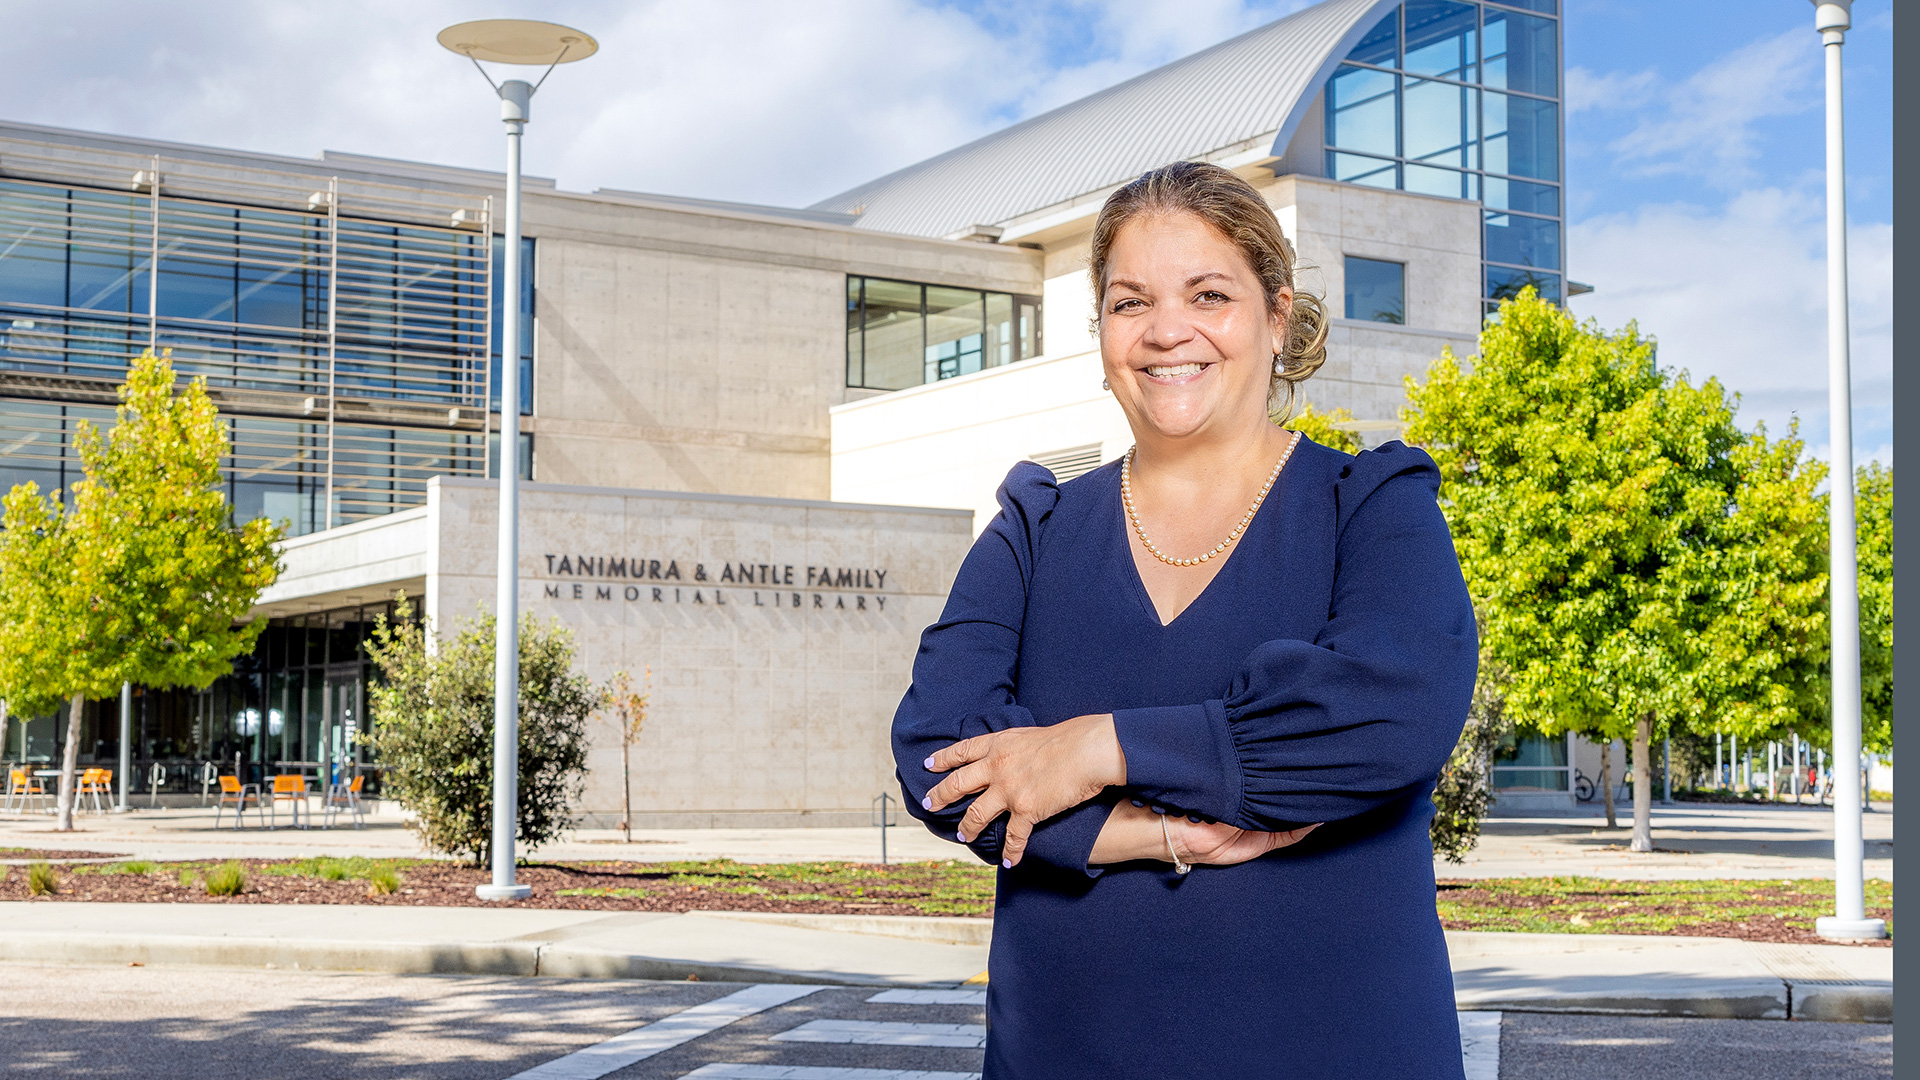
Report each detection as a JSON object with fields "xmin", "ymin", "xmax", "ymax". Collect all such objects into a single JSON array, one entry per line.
[{"xmin": 1029, "ymin": 443, "xmax": 1105, "ymax": 482}]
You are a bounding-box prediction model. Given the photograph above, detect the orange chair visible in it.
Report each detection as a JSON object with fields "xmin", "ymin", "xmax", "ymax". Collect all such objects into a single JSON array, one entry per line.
[
  {"xmin": 323, "ymin": 774, "xmax": 367, "ymax": 830},
  {"xmin": 268, "ymin": 774, "xmax": 309, "ymax": 829},
  {"xmin": 78, "ymin": 768, "xmax": 113, "ymax": 814},
  {"xmin": 214, "ymin": 774, "xmax": 262, "ymax": 829},
  {"xmin": 5, "ymin": 768, "xmax": 47, "ymax": 814}
]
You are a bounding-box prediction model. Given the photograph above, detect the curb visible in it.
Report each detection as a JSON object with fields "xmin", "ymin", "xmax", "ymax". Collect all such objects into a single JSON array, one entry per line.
[
  {"xmin": 0, "ymin": 931, "xmax": 1891, "ymax": 1022},
  {"xmin": 0, "ymin": 932, "xmax": 953, "ymax": 988}
]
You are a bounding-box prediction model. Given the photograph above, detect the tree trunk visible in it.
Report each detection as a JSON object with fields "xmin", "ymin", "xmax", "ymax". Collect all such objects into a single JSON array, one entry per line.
[
  {"xmin": 54, "ymin": 692, "xmax": 84, "ymax": 832},
  {"xmin": 1600, "ymin": 737, "xmax": 1617, "ymax": 828},
  {"xmin": 620, "ymin": 738, "xmax": 632, "ymax": 844},
  {"xmin": 1631, "ymin": 714, "xmax": 1654, "ymax": 852}
]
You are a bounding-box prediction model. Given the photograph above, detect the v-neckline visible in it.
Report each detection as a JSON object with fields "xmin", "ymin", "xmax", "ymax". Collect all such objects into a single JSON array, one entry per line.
[{"xmin": 1114, "ymin": 463, "xmax": 1283, "ymax": 630}]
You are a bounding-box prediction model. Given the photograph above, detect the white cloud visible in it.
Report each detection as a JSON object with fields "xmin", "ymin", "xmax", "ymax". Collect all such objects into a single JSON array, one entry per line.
[
  {"xmin": 1569, "ymin": 188, "xmax": 1892, "ymax": 463},
  {"xmin": 1564, "ymin": 65, "xmax": 1658, "ymax": 115},
  {"xmin": 0, "ymin": 0, "xmax": 1308, "ymax": 208},
  {"xmin": 1598, "ymin": 30, "xmax": 1821, "ymax": 187}
]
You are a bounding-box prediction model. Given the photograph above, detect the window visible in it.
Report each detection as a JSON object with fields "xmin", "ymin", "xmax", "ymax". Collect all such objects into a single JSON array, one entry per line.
[
  {"xmin": 845, "ymin": 275, "xmax": 1041, "ymax": 391},
  {"xmin": 1492, "ymin": 732, "xmax": 1569, "ymax": 791},
  {"xmin": 1345, "ymin": 257, "xmax": 1406, "ymax": 324},
  {"xmin": 1325, "ymin": 2, "xmax": 1563, "ymax": 311},
  {"xmin": 489, "ymin": 237, "xmax": 534, "ymax": 416}
]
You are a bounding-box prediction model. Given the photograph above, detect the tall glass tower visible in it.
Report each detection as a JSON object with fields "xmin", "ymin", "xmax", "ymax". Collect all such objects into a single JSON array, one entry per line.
[{"xmin": 1323, "ymin": 0, "xmax": 1565, "ymax": 310}]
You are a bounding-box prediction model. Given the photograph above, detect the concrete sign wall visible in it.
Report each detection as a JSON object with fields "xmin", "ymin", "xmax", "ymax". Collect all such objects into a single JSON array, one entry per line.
[{"xmin": 425, "ymin": 477, "xmax": 973, "ymax": 828}]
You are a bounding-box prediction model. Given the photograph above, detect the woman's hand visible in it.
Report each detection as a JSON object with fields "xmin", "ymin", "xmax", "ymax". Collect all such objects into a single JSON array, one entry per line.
[
  {"xmin": 924, "ymin": 713, "xmax": 1127, "ymax": 866},
  {"xmin": 1090, "ymin": 800, "xmax": 1318, "ymax": 867}
]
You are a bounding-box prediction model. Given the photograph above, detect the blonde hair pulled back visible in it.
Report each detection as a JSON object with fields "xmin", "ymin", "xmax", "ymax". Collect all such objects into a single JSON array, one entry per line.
[{"xmin": 1088, "ymin": 161, "xmax": 1329, "ymax": 419}]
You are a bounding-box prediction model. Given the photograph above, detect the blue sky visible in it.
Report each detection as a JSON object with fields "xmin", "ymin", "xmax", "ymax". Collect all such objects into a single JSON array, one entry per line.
[{"xmin": 0, "ymin": 0, "xmax": 1893, "ymax": 462}]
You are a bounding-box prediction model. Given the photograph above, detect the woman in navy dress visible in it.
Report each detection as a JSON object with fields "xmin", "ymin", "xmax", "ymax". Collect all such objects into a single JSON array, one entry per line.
[{"xmin": 892, "ymin": 162, "xmax": 1478, "ymax": 1078}]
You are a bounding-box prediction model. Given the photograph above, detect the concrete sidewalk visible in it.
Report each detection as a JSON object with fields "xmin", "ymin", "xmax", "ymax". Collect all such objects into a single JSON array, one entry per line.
[
  {"xmin": 0, "ymin": 901, "xmax": 1889, "ymax": 1023},
  {"xmin": 0, "ymin": 801, "xmax": 1893, "ymax": 880}
]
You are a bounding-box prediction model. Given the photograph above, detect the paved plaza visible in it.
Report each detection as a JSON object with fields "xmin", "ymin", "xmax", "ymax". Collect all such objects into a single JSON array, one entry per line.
[{"xmin": 0, "ymin": 965, "xmax": 1892, "ymax": 1080}]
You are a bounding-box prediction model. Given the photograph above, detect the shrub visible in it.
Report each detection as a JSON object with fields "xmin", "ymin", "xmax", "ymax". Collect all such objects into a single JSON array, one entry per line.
[
  {"xmin": 177, "ymin": 868, "xmax": 196, "ymax": 888},
  {"xmin": 365, "ymin": 596, "xmax": 595, "ymax": 867},
  {"xmin": 204, "ymin": 861, "xmax": 246, "ymax": 896},
  {"xmin": 26, "ymin": 862, "xmax": 56, "ymax": 896},
  {"xmin": 1431, "ymin": 663, "xmax": 1514, "ymax": 864},
  {"xmin": 366, "ymin": 866, "xmax": 402, "ymax": 896}
]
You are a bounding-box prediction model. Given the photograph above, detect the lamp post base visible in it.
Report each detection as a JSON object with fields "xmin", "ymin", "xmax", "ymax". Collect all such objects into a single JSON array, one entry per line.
[
  {"xmin": 476, "ymin": 883, "xmax": 532, "ymax": 901},
  {"xmin": 1815, "ymin": 916, "xmax": 1887, "ymax": 941}
]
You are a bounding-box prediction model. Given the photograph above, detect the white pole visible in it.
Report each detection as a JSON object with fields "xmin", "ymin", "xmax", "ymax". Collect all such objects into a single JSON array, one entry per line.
[
  {"xmin": 116, "ymin": 682, "xmax": 131, "ymax": 812},
  {"xmin": 478, "ymin": 78, "xmax": 534, "ymax": 902},
  {"xmin": 1808, "ymin": 0, "xmax": 1882, "ymax": 941}
]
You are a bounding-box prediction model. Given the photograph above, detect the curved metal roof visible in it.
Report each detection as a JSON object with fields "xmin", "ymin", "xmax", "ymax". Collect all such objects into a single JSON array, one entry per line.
[{"xmin": 810, "ymin": 0, "xmax": 1396, "ymax": 239}]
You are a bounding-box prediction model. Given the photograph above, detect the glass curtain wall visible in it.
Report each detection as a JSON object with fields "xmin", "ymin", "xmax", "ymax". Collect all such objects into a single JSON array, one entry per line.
[
  {"xmin": 1326, "ymin": 0, "xmax": 1563, "ymax": 309},
  {"xmin": 846, "ymin": 275, "xmax": 1042, "ymax": 391},
  {"xmin": 0, "ymin": 167, "xmax": 519, "ymax": 535},
  {"xmin": 0, "ymin": 604, "xmax": 395, "ymax": 795}
]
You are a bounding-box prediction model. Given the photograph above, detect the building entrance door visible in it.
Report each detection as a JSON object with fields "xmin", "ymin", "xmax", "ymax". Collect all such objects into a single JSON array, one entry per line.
[{"xmin": 320, "ymin": 671, "xmax": 363, "ymax": 788}]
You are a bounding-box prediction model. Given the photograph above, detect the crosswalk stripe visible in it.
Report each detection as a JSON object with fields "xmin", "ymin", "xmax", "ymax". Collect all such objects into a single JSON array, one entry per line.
[
  {"xmin": 770, "ymin": 1020, "xmax": 987, "ymax": 1049},
  {"xmin": 864, "ymin": 990, "xmax": 987, "ymax": 1006},
  {"xmin": 506, "ymin": 984, "xmax": 828, "ymax": 1080},
  {"xmin": 681, "ymin": 1066, "xmax": 981, "ymax": 1080},
  {"xmin": 1457, "ymin": 1011, "xmax": 1502, "ymax": 1080}
]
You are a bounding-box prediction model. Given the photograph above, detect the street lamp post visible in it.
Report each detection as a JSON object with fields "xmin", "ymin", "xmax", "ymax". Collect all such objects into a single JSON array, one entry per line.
[
  {"xmin": 437, "ymin": 20, "xmax": 598, "ymax": 902},
  {"xmin": 1806, "ymin": 0, "xmax": 1884, "ymax": 942}
]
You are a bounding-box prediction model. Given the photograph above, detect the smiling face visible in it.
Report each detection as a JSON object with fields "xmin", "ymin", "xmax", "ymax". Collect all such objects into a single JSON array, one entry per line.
[{"xmin": 1099, "ymin": 211, "xmax": 1290, "ymax": 445}]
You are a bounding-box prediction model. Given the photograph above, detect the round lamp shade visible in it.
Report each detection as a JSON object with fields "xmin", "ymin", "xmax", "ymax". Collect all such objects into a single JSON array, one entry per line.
[{"xmin": 437, "ymin": 20, "xmax": 598, "ymax": 65}]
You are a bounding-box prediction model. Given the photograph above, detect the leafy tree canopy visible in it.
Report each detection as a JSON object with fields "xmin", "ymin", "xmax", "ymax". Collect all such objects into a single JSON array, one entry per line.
[
  {"xmin": 1402, "ymin": 291, "xmax": 1829, "ymax": 747},
  {"xmin": 0, "ymin": 350, "xmax": 281, "ymax": 709}
]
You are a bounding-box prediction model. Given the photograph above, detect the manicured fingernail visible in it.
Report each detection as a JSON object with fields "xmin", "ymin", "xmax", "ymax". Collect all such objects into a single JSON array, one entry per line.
[
  {"xmin": 920, "ymin": 796, "xmax": 931, "ymax": 810},
  {"xmin": 923, "ymin": 756, "xmax": 934, "ymax": 769},
  {"xmin": 1130, "ymin": 798, "xmax": 1145, "ymax": 807},
  {"xmin": 1001, "ymin": 859, "xmax": 1013, "ymax": 868},
  {"xmin": 1188, "ymin": 814, "xmax": 1202, "ymax": 823}
]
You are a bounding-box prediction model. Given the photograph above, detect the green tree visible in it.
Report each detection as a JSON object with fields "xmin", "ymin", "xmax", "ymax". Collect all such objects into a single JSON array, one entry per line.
[
  {"xmin": 0, "ymin": 351, "xmax": 281, "ymax": 829},
  {"xmin": 1855, "ymin": 462, "xmax": 1892, "ymax": 756},
  {"xmin": 364, "ymin": 598, "xmax": 596, "ymax": 865},
  {"xmin": 1403, "ymin": 291, "xmax": 1828, "ymax": 851},
  {"xmin": 1281, "ymin": 403, "xmax": 1363, "ymax": 454}
]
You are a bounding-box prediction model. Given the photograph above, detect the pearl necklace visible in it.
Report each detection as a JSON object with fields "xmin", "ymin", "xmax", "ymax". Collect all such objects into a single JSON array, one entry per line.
[{"xmin": 1121, "ymin": 431, "xmax": 1300, "ymax": 568}]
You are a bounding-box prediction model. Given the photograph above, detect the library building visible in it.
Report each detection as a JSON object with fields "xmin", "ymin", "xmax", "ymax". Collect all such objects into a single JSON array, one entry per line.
[{"xmin": 2, "ymin": 0, "xmax": 1589, "ymax": 825}]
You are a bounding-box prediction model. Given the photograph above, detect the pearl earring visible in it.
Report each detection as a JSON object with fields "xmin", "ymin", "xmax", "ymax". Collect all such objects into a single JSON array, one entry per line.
[
  {"xmin": 1273, "ymin": 356, "xmax": 1284, "ymax": 375},
  {"xmin": 1102, "ymin": 377, "xmax": 1111, "ymax": 390}
]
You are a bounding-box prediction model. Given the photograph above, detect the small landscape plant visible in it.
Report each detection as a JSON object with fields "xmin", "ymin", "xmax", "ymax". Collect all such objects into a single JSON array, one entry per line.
[
  {"xmin": 176, "ymin": 868, "xmax": 196, "ymax": 888},
  {"xmin": 204, "ymin": 861, "xmax": 246, "ymax": 897},
  {"xmin": 26, "ymin": 862, "xmax": 57, "ymax": 896},
  {"xmin": 366, "ymin": 866, "xmax": 403, "ymax": 896}
]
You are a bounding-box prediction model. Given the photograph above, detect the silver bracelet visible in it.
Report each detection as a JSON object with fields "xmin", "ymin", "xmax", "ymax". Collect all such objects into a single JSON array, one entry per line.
[{"xmin": 1162, "ymin": 813, "xmax": 1192, "ymax": 875}]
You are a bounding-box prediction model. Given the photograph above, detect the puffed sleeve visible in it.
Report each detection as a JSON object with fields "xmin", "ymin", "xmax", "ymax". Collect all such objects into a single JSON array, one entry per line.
[
  {"xmin": 892, "ymin": 463, "xmax": 1119, "ymax": 873},
  {"xmin": 1109, "ymin": 443, "xmax": 1478, "ymax": 830}
]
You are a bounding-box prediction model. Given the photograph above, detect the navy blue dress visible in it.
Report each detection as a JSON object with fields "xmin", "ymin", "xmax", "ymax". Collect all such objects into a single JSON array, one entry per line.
[{"xmin": 892, "ymin": 438, "xmax": 1478, "ymax": 1079}]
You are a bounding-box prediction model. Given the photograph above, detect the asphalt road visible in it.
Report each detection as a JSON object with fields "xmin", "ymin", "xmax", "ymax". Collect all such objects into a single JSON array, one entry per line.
[{"xmin": 0, "ymin": 964, "xmax": 1892, "ymax": 1079}]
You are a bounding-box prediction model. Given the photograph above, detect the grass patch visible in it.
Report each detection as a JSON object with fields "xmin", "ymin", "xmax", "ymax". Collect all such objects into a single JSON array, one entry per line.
[
  {"xmin": 203, "ymin": 861, "xmax": 247, "ymax": 897},
  {"xmin": 74, "ymin": 859, "xmax": 159, "ymax": 876},
  {"xmin": 261, "ymin": 856, "xmax": 416, "ymax": 883},
  {"xmin": 555, "ymin": 858, "xmax": 998, "ymax": 916},
  {"xmin": 1437, "ymin": 877, "xmax": 1894, "ymax": 938},
  {"xmin": 26, "ymin": 862, "xmax": 57, "ymax": 896}
]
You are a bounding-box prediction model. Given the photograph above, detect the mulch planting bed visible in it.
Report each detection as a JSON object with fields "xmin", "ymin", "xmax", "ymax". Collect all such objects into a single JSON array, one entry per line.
[
  {"xmin": 0, "ymin": 858, "xmax": 1888, "ymax": 947},
  {"xmin": 1437, "ymin": 876, "xmax": 1894, "ymax": 946},
  {"xmin": 0, "ymin": 856, "xmax": 998, "ymax": 917}
]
